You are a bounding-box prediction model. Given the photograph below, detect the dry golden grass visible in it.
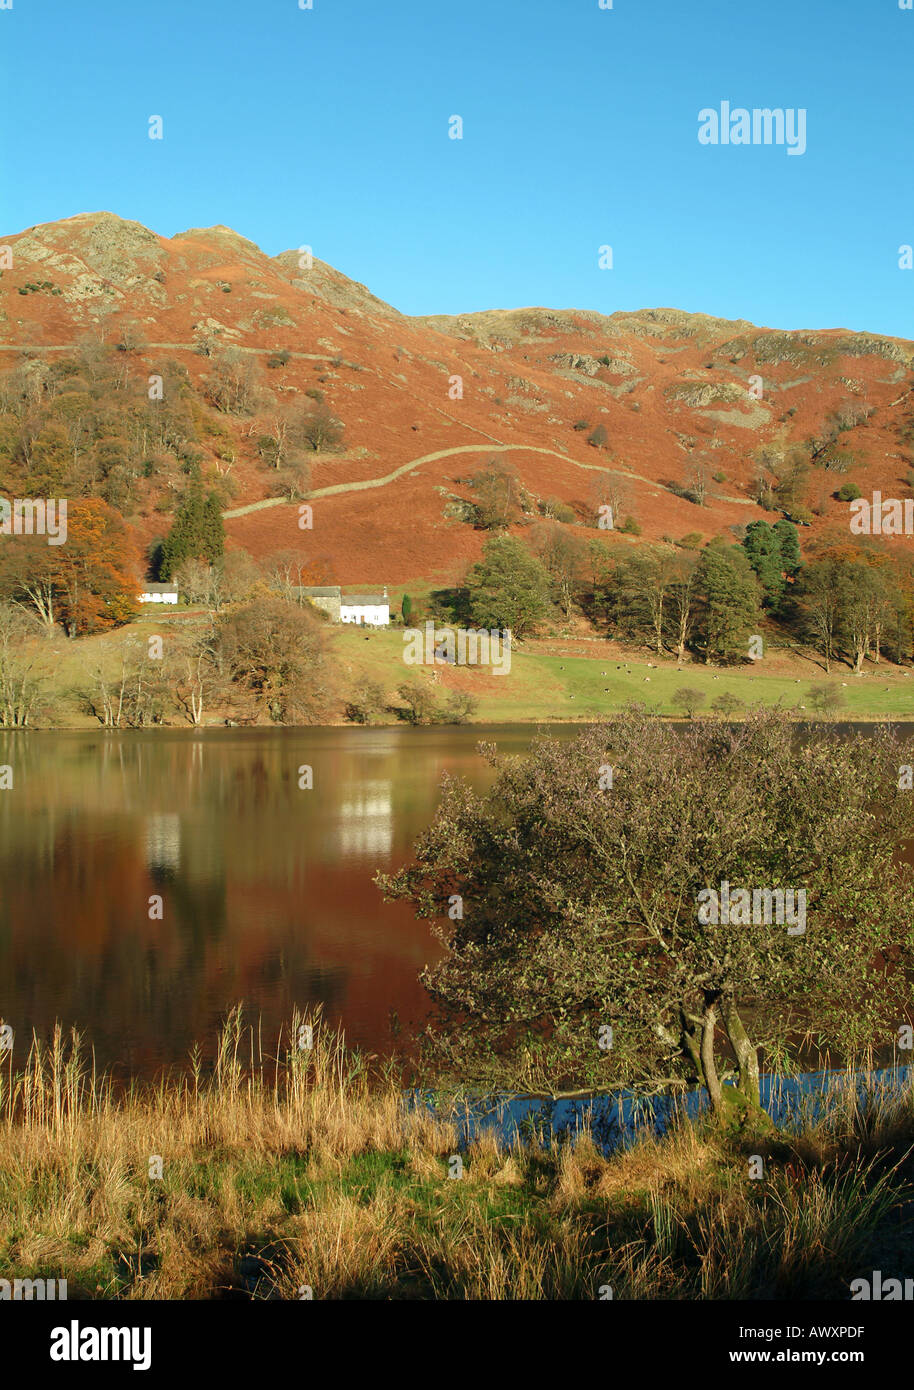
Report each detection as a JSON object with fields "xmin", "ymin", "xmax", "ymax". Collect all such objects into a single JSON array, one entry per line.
[{"xmin": 0, "ymin": 1010, "xmax": 911, "ymax": 1300}]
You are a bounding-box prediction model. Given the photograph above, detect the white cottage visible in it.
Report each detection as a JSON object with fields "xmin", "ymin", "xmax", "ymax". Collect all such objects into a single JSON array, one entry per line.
[
  {"xmin": 340, "ymin": 590, "xmax": 390, "ymax": 627},
  {"xmin": 138, "ymin": 582, "xmax": 179, "ymax": 605}
]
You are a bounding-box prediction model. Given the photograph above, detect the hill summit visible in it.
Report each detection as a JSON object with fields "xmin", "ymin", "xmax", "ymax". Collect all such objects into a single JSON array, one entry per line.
[{"xmin": 1, "ymin": 211, "xmax": 912, "ymax": 585}]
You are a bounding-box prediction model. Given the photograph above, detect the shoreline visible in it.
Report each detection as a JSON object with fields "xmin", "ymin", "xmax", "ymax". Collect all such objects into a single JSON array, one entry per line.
[{"xmin": 4, "ymin": 711, "xmax": 914, "ymax": 732}]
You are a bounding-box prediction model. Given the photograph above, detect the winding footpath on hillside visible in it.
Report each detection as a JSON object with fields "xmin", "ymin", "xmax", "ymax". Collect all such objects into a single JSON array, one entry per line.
[
  {"xmin": 221, "ymin": 443, "xmax": 629, "ymax": 517},
  {"xmin": 0, "ymin": 339, "xmax": 757, "ymax": 515},
  {"xmin": 222, "ymin": 443, "xmax": 755, "ymax": 518}
]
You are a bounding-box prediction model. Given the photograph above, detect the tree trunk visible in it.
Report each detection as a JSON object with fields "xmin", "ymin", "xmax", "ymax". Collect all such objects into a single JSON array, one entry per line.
[
  {"xmin": 700, "ymin": 1004, "xmax": 722, "ymax": 1115},
  {"xmin": 721, "ymin": 997, "xmax": 761, "ymax": 1109},
  {"xmin": 680, "ymin": 1009, "xmax": 703, "ymax": 1084}
]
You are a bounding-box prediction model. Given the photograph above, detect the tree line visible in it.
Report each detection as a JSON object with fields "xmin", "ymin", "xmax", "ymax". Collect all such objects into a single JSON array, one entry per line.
[{"xmin": 447, "ymin": 517, "xmax": 914, "ymax": 671}]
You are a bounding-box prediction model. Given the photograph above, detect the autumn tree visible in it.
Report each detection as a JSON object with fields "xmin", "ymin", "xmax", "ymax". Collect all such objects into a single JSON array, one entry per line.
[
  {"xmin": 216, "ymin": 597, "xmax": 330, "ymax": 723},
  {"xmin": 673, "ymin": 686, "xmax": 706, "ymax": 717},
  {"xmin": 795, "ymin": 559, "xmax": 842, "ymax": 672},
  {"xmin": 0, "ymin": 602, "xmax": 42, "ymax": 726},
  {"xmin": 299, "ymin": 403, "xmax": 344, "ymax": 452},
  {"xmin": 807, "ymin": 685, "xmax": 845, "ymax": 718},
  {"xmin": 774, "ymin": 447, "xmax": 812, "ymax": 518},
  {"xmin": 669, "ymin": 552, "xmax": 699, "ymax": 662},
  {"xmin": 0, "ymin": 533, "xmax": 62, "ymax": 631},
  {"xmin": 607, "ymin": 548, "xmax": 679, "ymax": 654},
  {"xmin": 205, "ymin": 347, "xmax": 264, "ymax": 415},
  {"xmin": 687, "ymin": 461, "xmax": 709, "ymax": 507},
  {"xmin": 587, "ymin": 471, "xmax": 630, "ymax": 528},
  {"xmin": 711, "ymin": 692, "xmax": 745, "ymax": 719},
  {"xmin": 469, "ymin": 458, "xmax": 523, "ymax": 530},
  {"xmin": 174, "ymin": 620, "xmax": 219, "ymax": 726},
  {"xmin": 0, "ymin": 500, "xmax": 139, "ymax": 637},
  {"xmin": 173, "ymin": 549, "xmax": 260, "ymax": 613},
  {"xmin": 396, "ymin": 676, "xmax": 440, "ymax": 726},
  {"xmin": 533, "ymin": 521, "xmax": 586, "ymax": 618},
  {"xmin": 263, "ymin": 550, "xmax": 333, "ymax": 602},
  {"xmin": 379, "ymin": 710, "xmax": 914, "ymax": 1120},
  {"xmin": 84, "ymin": 636, "xmax": 174, "ymax": 727}
]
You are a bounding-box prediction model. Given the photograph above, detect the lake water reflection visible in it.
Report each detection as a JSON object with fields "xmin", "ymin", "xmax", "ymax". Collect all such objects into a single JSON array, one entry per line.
[
  {"xmin": 0, "ymin": 725, "xmax": 567, "ymax": 1079},
  {"xmin": 2, "ymin": 721, "xmax": 907, "ymax": 1083}
]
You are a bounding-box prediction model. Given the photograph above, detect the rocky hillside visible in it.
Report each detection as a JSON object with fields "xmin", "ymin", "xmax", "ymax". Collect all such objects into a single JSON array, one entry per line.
[{"xmin": 2, "ymin": 211, "xmax": 913, "ymax": 586}]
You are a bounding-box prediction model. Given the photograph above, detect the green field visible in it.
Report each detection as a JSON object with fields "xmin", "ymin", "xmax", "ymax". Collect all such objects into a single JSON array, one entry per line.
[
  {"xmin": 20, "ymin": 613, "xmax": 914, "ymax": 728},
  {"xmin": 334, "ymin": 625, "xmax": 914, "ymax": 723}
]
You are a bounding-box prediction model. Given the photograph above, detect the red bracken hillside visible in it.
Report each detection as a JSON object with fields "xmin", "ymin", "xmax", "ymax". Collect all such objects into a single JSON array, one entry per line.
[{"xmin": 2, "ymin": 211, "xmax": 913, "ymax": 586}]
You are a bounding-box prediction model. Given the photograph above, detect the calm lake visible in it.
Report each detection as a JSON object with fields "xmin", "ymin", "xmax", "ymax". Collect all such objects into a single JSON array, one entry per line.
[
  {"xmin": 0, "ymin": 725, "xmax": 566, "ymax": 1079},
  {"xmin": 2, "ymin": 721, "xmax": 908, "ymax": 1085}
]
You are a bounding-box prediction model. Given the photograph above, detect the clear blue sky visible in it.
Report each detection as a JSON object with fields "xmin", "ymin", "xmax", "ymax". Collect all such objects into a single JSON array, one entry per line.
[{"xmin": 1, "ymin": 0, "xmax": 912, "ymax": 335}]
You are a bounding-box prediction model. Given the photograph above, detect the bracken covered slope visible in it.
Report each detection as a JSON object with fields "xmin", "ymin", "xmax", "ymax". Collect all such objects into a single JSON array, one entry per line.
[{"xmin": 2, "ymin": 211, "xmax": 913, "ymax": 584}]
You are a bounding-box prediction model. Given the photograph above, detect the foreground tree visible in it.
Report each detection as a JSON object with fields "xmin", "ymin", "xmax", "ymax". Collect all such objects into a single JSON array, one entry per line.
[{"xmin": 379, "ymin": 709, "xmax": 914, "ymax": 1126}]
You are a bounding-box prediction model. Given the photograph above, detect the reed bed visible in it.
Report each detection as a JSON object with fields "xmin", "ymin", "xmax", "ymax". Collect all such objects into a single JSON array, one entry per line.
[{"xmin": 0, "ymin": 1008, "xmax": 911, "ymax": 1300}]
